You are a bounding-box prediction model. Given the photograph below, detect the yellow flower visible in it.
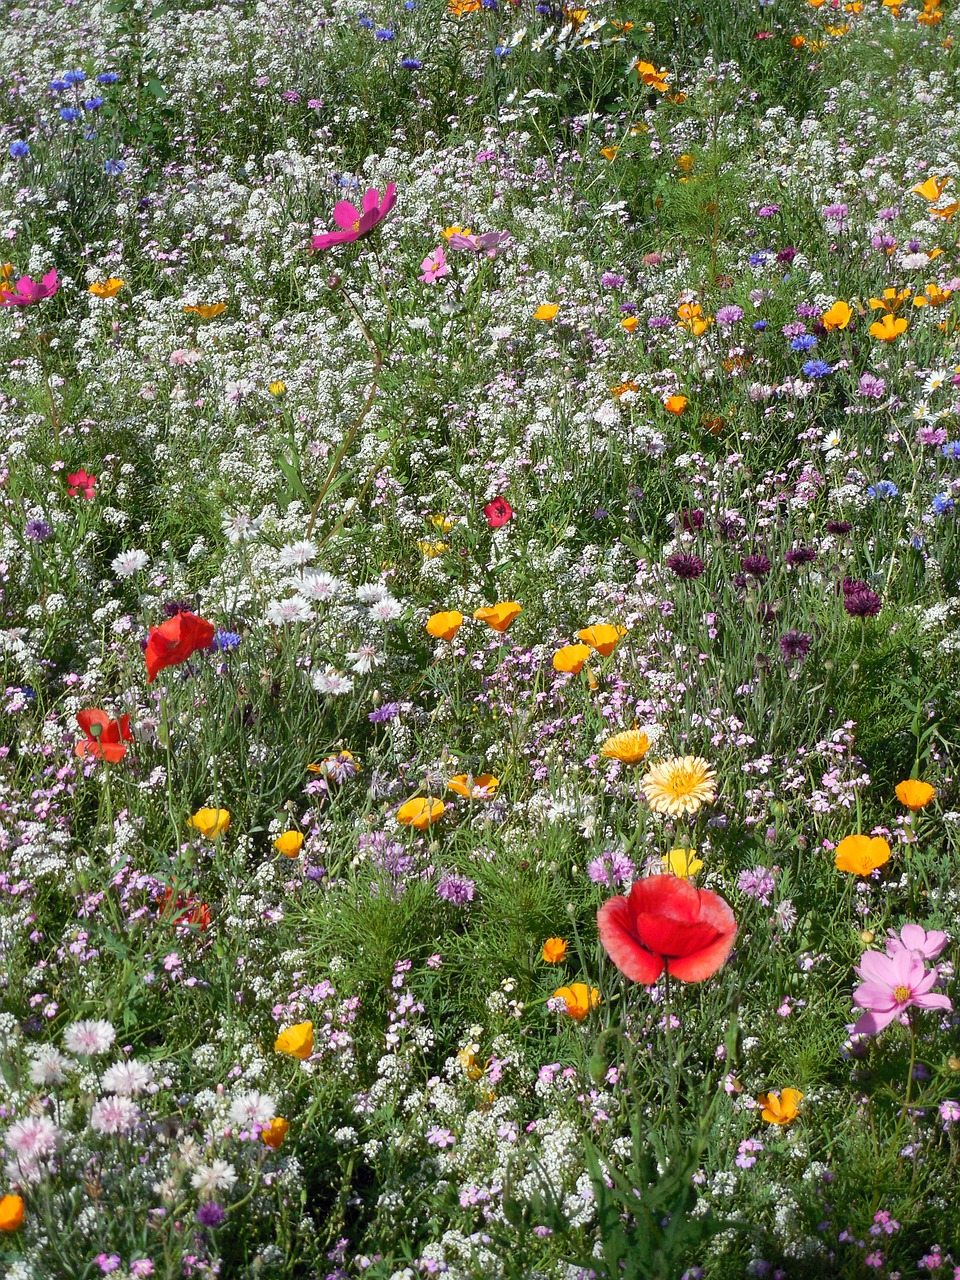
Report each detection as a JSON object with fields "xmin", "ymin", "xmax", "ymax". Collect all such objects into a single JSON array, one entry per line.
[
  {"xmin": 676, "ymin": 302, "xmax": 713, "ymax": 336},
  {"xmin": 641, "ymin": 756, "xmax": 717, "ymax": 817},
  {"xmin": 397, "ymin": 797, "xmax": 445, "ymax": 829},
  {"xmin": 577, "ymin": 624, "xmax": 626, "ymax": 657},
  {"xmin": 834, "ymin": 834, "xmax": 891, "ymax": 876},
  {"xmin": 821, "ymin": 300, "xmax": 852, "ymax": 331},
  {"xmin": 534, "ymin": 303, "xmax": 559, "ymax": 321},
  {"xmin": 869, "ymin": 314, "xmax": 908, "ymax": 342},
  {"xmin": 262, "ymin": 1117, "xmax": 290, "ymax": 1149},
  {"xmin": 417, "ymin": 539, "xmax": 449, "ymax": 558},
  {"xmin": 274, "ymin": 1022, "xmax": 314, "ymax": 1059},
  {"xmin": 553, "ymin": 643, "xmax": 593, "ymax": 674},
  {"xmin": 929, "ymin": 202, "xmax": 960, "ymax": 222},
  {"xmin": 274, "ymin": 830, "xmax": 304, "ymax": 858},
  {"xmin": 183, "ymin": 303, "xmax": 227, "ymax": 319},
  {"xmin": 676, "ymin": 154, "xmax": 695, "ymax": 173},
  {"xmin": 611, "ymin": 380, "xmax": 640, "ymax": 398},
  {"xmin": 426, "ymin": 610, "xmax": 464, "ymax": 641},
  {"xmin": 542, "ymin": 937, "xmax": 568, "ymax": 963},
  {"xmin": 187, "ymin": 808, "xmax": 231, "ymax": 840},
  {"xmin": 662, "ymin": 847, "xmax": 704, "ymax": 878},
  {"xmin": 895, "ymin": 779, "xmax": 936, "ymax": 810},
  {"xmin": 474, "ymin": 602, "xmax": 522, "ymax": 633},
  {"xmin": 913, "ymin": 282, "xmax": 952, "ymax": 308},
  {"xmin": 269, "ymin": 380, "xmax": 287, "ymax": 396},
  {"xmin": 0, "ymin": 1194, "xmax": 24, "ymax": 1232},
  {"xmin": 600, "ymin": 146, "xmax": 619, "ymax": 161},
  {"xmin": 634, "ymin": 60, "xmax": 670, "ymax": 92},
  {"xmin": 448, "ymin": 773, "xmax": 499, "ymax": 799},
  {"xmin": 664, "ymin": 394, "xmax": 687, "ymax": 415},
  {"xmin": 758, "ymin": 1089, "xmax": 803, "ymax": 1125},
  {"xmin": 870, "ymin": 287, "xmax": 911, "ymax": 312},
  {"xmin": 913, "ymin": 175, "xmax": 950, "ymax": 201},
  {"xmin": 430, "ymin": 514, "xmax": 456, "ymax": 532},
  {"xmin": 553, "ymin": 983, "xmax": 601, "ymax": 1021},
  {"xmin": 621, "ymin": 316, "xmax": 639, "ymax": 332},
  {"xmin": 88, "ymin": 278, "xmax": 125, "ymax": 298},
  {"xmin": 601, "ymin": 729, "xmax": 651, "ymax": 765},
  {"xmin": 442, "ymin": 225, "xmax": 473, "ymax": 240}
]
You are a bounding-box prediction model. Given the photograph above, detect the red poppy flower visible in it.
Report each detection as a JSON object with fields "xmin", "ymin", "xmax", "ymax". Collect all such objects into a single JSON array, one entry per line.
[
  {"xmin": 75, "ymin": 709, "xmax": 133, "ymax": 762},
  {"xmin": 144, "ymin": 611, "xmax": 215, "ymax": 683},
  {"xmin": 66, "ymin": 469, "xmax": 96, "ymax": 499},
  {"xmin": 158, "ymin": 888, "xmax": 211, "ymax": 931},
  {"xmin": 483, "ymin": 496, "xmax": 513, "ymax": 528},
  {"xmin": 597, "ymin": 874, "xmax": 737, "ymax": 984}
]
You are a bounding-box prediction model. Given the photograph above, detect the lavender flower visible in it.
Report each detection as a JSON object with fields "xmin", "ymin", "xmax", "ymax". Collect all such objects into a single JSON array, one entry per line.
[
  {"xmin": 737, "ymin": 866, "xmax": 776, "ymax": 905},
  {"xmin": 437, "ymin": 872, "xmax": 475, "ymax": 904},
  {"xmin": 25, "ymin": 519, "xmax": 52, "ymax": 542},
  {"xmin": 587, "ymin": 848, "xmax": 635, "ymax": 889}
]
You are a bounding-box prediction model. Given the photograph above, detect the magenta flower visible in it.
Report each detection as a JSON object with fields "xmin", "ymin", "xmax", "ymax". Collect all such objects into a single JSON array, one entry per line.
[
  {"xmin": 310, "ymin": 183, "xmax": 396, "ymax": 250},
  {"xmin": 447, "ymin": 230, "xmax": 513, "ymax": 259},
  {"xmin": 419, "ymin": 245, "xmax": 449, "ymax": 284},
  {"xmin": 852, "ymin": 947, "xmax": 952, "ymax": 1037},
  {"xmin": 67, "ymin": 469, "xmax": 97, "ymax": 499},
  {"xmin": 885, "ymin": 923, "xmax": 949, "ymax": 961},
  {"xmin": 0, "ymin": 268, "xmax": 59, "ymax": 307}
]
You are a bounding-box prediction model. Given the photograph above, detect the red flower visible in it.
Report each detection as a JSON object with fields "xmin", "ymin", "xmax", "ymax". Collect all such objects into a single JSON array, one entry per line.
[
  {"xmin": 75, "ymin": 709, "xmax": 133, "ymax": 762},
  {"xmin": 158, "ymin": 888, "xmax": 211, "ymax": 931},
  {"xmin": 144, "ymin": 611, "xmax": 215, "ymax": 683},
  {"xmin": 66, "ymin": 469, "xmax": 96, "ymax": 499},
  {"xmin": 483, "ymin": 495, "xmax": 513, "ymax": 528},
  {"xmin": 597, "ymin": 874, "xmax": 737, "ymax": 984}
]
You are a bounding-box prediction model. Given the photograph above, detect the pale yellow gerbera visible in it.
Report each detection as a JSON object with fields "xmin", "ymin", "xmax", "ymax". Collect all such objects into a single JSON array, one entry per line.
[{"xmin": 641, "ymin": 756, "xmax": 717, "ymax": 817}]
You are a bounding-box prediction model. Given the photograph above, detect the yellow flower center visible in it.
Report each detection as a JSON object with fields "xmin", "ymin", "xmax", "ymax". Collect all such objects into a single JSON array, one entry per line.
[{"xmin": 893, "ymin": 984, "xmax": 911, "ymax": 1002}]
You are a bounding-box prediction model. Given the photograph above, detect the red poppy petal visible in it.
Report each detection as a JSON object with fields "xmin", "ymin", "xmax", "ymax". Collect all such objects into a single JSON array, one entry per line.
[
  {"xmin": 634, "ymin": 912, "xmax": 724, "ymax": 959},
  {"xmin": 597, "ymin": 896, "xmax": 665, "ymax": 983},
  {"xmin": 627, "ymin": 874, "xmax": 701, "ymax": 925},
  {"xmin": 76, "ymin": 708, "xmax": 110, "ymax": 738},
  {"xmin": 666, "ymin": 930, "xmax": 736, "ymax": 982},
  {"xmin": 117, "ymin": 715, "xmax": 133, "ymax": 742},
  {"xmin": 99, "ymin": 743, "xmax": 128, "ymax": 762}
]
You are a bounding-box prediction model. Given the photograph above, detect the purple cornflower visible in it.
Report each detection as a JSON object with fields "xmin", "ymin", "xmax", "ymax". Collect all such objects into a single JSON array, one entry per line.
[
  {"xmin": 742, "ymin": 553, "xmax": 771, "ymax": 578},
  {"xmin": 716, "ymin": 305, "xmax": 744, "ymax": 325},
  {"xmin": 25, "ymin": 518, "xmax": 52, "ymax": 542},
  {"xmin": 858, "ymin": 372, "xmax": 887, "ymax": 399},
  {"xmin": 826, "ymin": 519, "xmax": 851, "ymax": 535},
  {"xmin": 587, "ymin": 848, "xmax": 635, "ymax": 889},
  {"xmin": 601, "ymin": 272, "xmax": 625, "ymax": 288},
  {"xmin": 369, "ymin": 702, "xmax": 401, "ymax": 723},
  {"xmin": 665, "ymin": 552, "xmax": 705, "ymax": 580},
  {"xmin": 823, "ymin": 203, "xmax": 848, "ymax": 222},
  {"xmin": 737, "ymin": 866, "xmax": 776, "ymax": 904},
  {"xmin": 196, "ymin": 1203, "xmax": 225, "ymax": 1228},
  {"xmin": 648, "ymin": 315, "xmax": 673, "ymax": 328},
  {"xmin": 777, "ymin": 246, "xmax": 796, "ymax": 264},
  {"xmin": 757, "ymin": 204, "xmax": 780, "ymax": 217},
  {"xmin": 844, "ymin": 588, "xmax": 882, "ymax": 618},
  {"xmin": 795, "ymin": 303, "xmax": 820, "ymax": 318},
  {"xmin": 785, "ymin": 547, "xmax": 816, "ymax": 566},
  {"xmin": 436, "ymin": 872, "xmax": 475, "ymax": 905},
  {"xmin": 917, "ymin": 426, "xmax": 948, "ymax": 447},
  {"xmin": 782, "ymin": 321, "xmax": 808, "ymax": 338},
  {"xmin": 779, "ymin": 630, "xmax": 812, "ymax": 663}
]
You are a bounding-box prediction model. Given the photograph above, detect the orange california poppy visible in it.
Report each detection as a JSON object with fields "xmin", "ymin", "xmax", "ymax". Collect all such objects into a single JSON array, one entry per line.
[
  {"xmin": 426, "ymin": 611, "xmax": 464, "ymax": 641},
  {"xmin": 664, "ymin": 394, "xmax": 688, "ymax": 415},
  {"xmin": 834, "ymin": 834, "xmax": 891, "ymax": 876},
  {"xmin": 553, "ymin": 983, "xmax": 601, "ymax": 1020},
  {"xmin": 474, "ymin": 602, "xmax": 522, "ymax": 632},
  {"xmin": 758, "ymin": 1089, "xmax": 803, "ymax": 1125},
  {"xmin": 868, "ymin": 314, "xmax": 908, "ymax": 342},
  {"xmin": 0, "ymin": 1194, "xmax": 24, "ymax": 1232},
  {"xmin": 542, "ymin": 938, "xmax": 567, "ymax": 963},
  {"xmin": 397, "ymin": 797, "xmax": 445, "ymax": 829},
  {"xmin": 895, "ymin": 779, "xmax": 936, "ymax": 810},
  {"xmin": 821, "ymin": 300, "xmax": 852, "ymax": 331},
  {"xmin": 262, "ymin": 1117, "xmax": 290, "ymax": 1149},
  {"xmin": 577, "ymin": 624, "xmax": 626, "ymax": 657},
  {"xmin": 448, "ymin": 773, "xmax": 499, "ymax": 799},
  {"xmin": 553, "ymin": 644, "xmax": 593, "ymax": 674},
  {"xmin": 274, "ymin": 1022, "xmax": 314, "ymax": 1059}
]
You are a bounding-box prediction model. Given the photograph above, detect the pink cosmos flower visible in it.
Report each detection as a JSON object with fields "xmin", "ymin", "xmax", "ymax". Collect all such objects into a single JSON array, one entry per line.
[
  {"xmin": 67, "ymin": 469, "xmax": 97, "ymax": 499},
  {"xmin": 0, "ymin": 268, "xmax": 59, "ymax": 307},
  {"xmin": 447, "ymin": 230, "xmax": 513, "ymax": 259},
  {"xmin": 886, "ymin": 923, "xmax": 949, "ymax": 962},
  {"xmin": 852, "ymin": 947, "xmax": 952, "ymax": 1037},
  {"xmin": 419, "ymin": 245, "xmax": 449, "ymax": 284},
  {"xmin": 311, "ymin": 184, "xmax": 397, "ymax": 250}
]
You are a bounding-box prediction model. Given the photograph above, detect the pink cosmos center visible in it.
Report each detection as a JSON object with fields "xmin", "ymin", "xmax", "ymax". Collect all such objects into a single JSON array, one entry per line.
[{"xmin": 893, "ymin": 984, "xmax": 911, "ymax": 1002}]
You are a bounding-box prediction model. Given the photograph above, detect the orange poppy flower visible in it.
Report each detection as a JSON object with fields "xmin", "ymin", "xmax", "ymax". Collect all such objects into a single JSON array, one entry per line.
[
  {"xmin": 553, "ymin": 643, "xmax": 593, "ymax": 674},
  {"xmin": 912, "ymin": 176, "xmax": 949, "ymax": 201},
  {"xmin": 664, "ymin": 394, "xmax": 688, "ymax": 415},
  {"xmin": 274, "ymin": 1021, "xmax": 314, "ymax": 1059},
  {"xmin": 913, "ymin": 283, "xmax": 952, "ymax": 308},
  {"xmin": 821, "ymin": 300, "xmax": 852, "ymax": 331},
  {"xmin": 474, "ymin": 602, "xmax": 522, "ymax": 632},
  {"xmin": 542, "ymin": 937, "xmax": 567, "ymax": 963},
  {"xmin": 834, "ymin": 834, "xmax": 891, "ymax": 876},
  {"xmin": 868, "ymin": 314, "xmax": 908, "ymax": 342},
  {"xmin": 75, "ymin": 709, "xmax": 134, "ymax": 762},
  {"xmin": 611, "ymin": 380, "xmax": 640, "ymax": 398},
  {"xmin": 676, "ymin": 302, "xmax": 713, "ymax": 336},
  {"xmin": 0, "ymin": 1194, "xmax": 24, "ymax": 1232},
  {"xmin": 448, "ymin": 773, "xmax": 499, "ymax": 799},
  {"xmin": 930, "ymin": 202, "xmax": 960, "ymax": 222},
  {"xmin": 183, "ymin": 303, "xmax": 226, "ymax": 319},
  {"xmin": 895, "ymin": 779, "xmax": 936, "ymax": 810},
  {"xmin": 553, "ymin": 983, "xmax": 601, "ymax": 1020},
  {"xmin": 534, "ymin": 303, "xmax": 559, "ymax": 321},
  {"xmin": 397, "ymin": 797, "xmax": 445, "ymax": 829},
  {"xmin": 262, "ymin": 1117, "xmax": 290, "ymax": 1149},
  {"xmin": 869, "ymin": 287, "xmax": 911, "ymax": 313},
  {"xmin": 600, "ymin": 146, "xmax": 619, "ymax": 162},
  {"xmin": 758, "ymin": 1089, "xmax": 803, "ymax": 1125},
  {"xmin": 426, "ymin": 610, "xmax": 463, "ymax": 641},
  {"xmin": 577, "ymin": 624, "xmax": 626, "ymax": 657},
  {"xmin": 89, "ymin": 278, "xmax": 125, "ymax": 298},
  {"xmin": 634, "ymin": 60, "xmax": 670, "ymax": 92},
  {"xmin": 621, "ymin": 316, "xmax": 639, "ymax": 332},
  {"xmin": 274, "ymin": 831, "xmax": 304, "ymax": 858}
]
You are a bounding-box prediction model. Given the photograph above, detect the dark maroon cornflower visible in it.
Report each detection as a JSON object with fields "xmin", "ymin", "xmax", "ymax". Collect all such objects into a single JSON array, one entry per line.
[
  {"xmin": 716, "ymin": 516, "xmax": 742, "ymax": 541},
  {"xmin": 732, "ymin": 573, "xmax": 748, "ymax": 589},
  {"xmin": 842, "ymin": 577, "xmax": 869, "ymax": 596},
  {"xmin": 679, "ymin": 508, "xmax": 705, "ymax": 532},
  {"xmin": 757, "ymin": 602, "xmax": 779, "ymax": 625},
  {"xmin": 843, "ymin": 588, "xmax": 882, "ymax": 618},
  {"xmin": 779, "ymin": 630, "xmax": 812, "ymax": 662},
  {"xmin": 785, "ymin": 547, "xmax": 816, "ymax": 566},
  {"xmin": 826, "ymin": 520, "xmax": 851, "ymax": 535},
  {"xmin": 665, "ymin": 552, "xmax": 705, "ymax": 580},
  {"xmin": 196, "ymin": 1203, "xmax": 225, "ymax": 1227},
  {"xmin": 163, "ymin": 598, "xmax": 194, "ymax": 618},
  {"xmin": 742, "ymin": 553, "xmax": 771, "ymax": 578},
  {"xmin": 777, "ymin": 247, "xmax": 796, "ymax": 265}
]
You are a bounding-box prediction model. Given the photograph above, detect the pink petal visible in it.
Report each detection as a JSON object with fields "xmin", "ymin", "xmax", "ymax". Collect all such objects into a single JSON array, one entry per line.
[
  {"xmin": 853, "ymin": 982, "xmax": 898, "ymax": 1011},
  {"xmin": 913, "ymin": 992, "xmax": 953, "ymax": 1012},
  {"xmin": 332, "ymin": 201, "xmax": 361, "ymax": 230},
  {"xmin": 853, "ymin": 1007, "xmax": 900, "ymax": 1036},
  {"xmin": 311, "ymin": 230, "xmax": 358, "ymax": 250},
  {"xmin": 856, "ymin": 950, "xmax": 896, "ymax": 984}
]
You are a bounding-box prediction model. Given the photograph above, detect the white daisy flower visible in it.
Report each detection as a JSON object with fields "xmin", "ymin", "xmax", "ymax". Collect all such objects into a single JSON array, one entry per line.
[
  {"xmin": 111, "ymin": 549, "xmax": 150, "ymax": 578},
  {"xmin": 265, "ymin": 596, "xmax": 314, "ymax": 626},
  {"xmin": 277, "ymin": 540, "xmax": 318, "ymax": 567},
  {"xmin": 311, "ymin": 668, "xmax": 355, "ymax": 696},
  {"xmin": 64, "ymin": 1019, "xmax": 116, "ymax": 1057}
]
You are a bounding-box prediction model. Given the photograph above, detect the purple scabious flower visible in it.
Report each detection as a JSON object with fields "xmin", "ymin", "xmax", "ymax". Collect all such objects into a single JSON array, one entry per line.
[
  {"xmin": 737, "ymin": 865, "xmax": 776, "ymax": 904},
  {"xmin": 587, "ymin": 848, "xmax": 635, "ymax": 890},
  {"xmin": 858, "ymin": 372, "xmax": 886, "ymax": 398},
  {"xmin": 666, "ymin": 552, "xmax": 705, "ymax": 580},
  {"xmin": 196, "ymin": 1202, "xmax": 225, "ymax": 1228},
  {"xmin": 777, "ymin": 246, "xmax": 796, "ymax": 264},
  {"xmin": 785, "ymin": 547, "xmax": 816, "ymax": 566},
  {"xmin": 437, "ymin": 872, "xmax": 475, "ymax": 904},
  {"xmin": 917, "ymin": 426, "xmax": 948, "ymax": 447},
  {"xmin": 742, "ymin": 553, "xmax": 771, "ymax": 578},
  {"xmin": 823, "ymin": 203, "xmax": 848, "ymax": 222},
  {"xmin": 25, "ymin": 518, "xmax": 52, "ymax": 542},
  {"xmin": 779, "ymin": 630, "xmax": 812, "ymax": 663}
]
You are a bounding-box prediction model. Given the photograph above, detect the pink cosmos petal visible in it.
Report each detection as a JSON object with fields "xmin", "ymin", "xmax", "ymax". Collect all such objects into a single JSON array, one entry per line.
[
  {"xmin": 311, "ymin": 230, "xmax": 359, "ymax": 250},
  {"xmin": 361, "ymin": 187, "xmax": 381, "ymax": 214},
  {"xmin": 333, "ymin": 200, "xmax": 361, "ymax": 230},
  {"xmin": 853, "ymin": 982, "xmax": 900, "ymax": 1011},
  {"xmin": 447, "ymin": 233, "xmax": 478, "ymax": 252},
  {"xmin": 854, "ymin": 1007, "xmax": 901, "ymax": 1037},
  {"xmin": 856, "ymin": 950, "xmax": 899, "ymax": 983},
  {"xmin": 913, "ymin": 992, "xmax": 953, "ymax": 1012}
]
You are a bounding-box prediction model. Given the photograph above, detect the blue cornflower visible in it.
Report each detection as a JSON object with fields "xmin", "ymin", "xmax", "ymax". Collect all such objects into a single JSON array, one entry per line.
[
  {"xmin": 212, "ymin": 630, "xmax": 242, "ymax": 651},
  {"xmin": 59, "ymin": 107, "xmax": 81, "ymax": 122},
  {"xmin": 752, "ymin": 319, "xmax": 767, "ymax": 330},
  {"xmin": 404, "ymin": 1, "xmax": 416, "ymax": 8},
  {"xmin": 103, "ymin": 158, "xmax": 125, "ymax": 175},
  {"xmin": 749, "ymin": 250, "xmax": 773, "ymax": 266},
  {"xmin": 401, "ymin": 57, "xmax": 422, "ymax": 69},
  {"xmin": 801, "ymin": 359, "xmax": 832, "ymax": 379},
  {"xmin": 374, "ymin": 27, "xmax": 395, "ymax": 38},
  {"xmin": 866, "ymin": 480, "xmax": 899, "ymax": 500},
  {"xmin": 84, "ymin": 96, "xmax": 104, "ymax": 111},
  {"xmin": 63, "ymin": 69, "xmax": 86, "ymax": 85},
  {"xmin": 535, "ymin": 2, "xmax": 551, "ymax": 9},
  {"xmin": 942, "ymin": 440, "xmax": 960, "ymax": 459},
  {"xmin": 910, "ymin": 533, "xmax": 925, "ymax": 550},
  {"xmin": 482, "ymin": 0, "xmax": 498, "ymax": 8},
  {"xmin": 49, "ymin": 79, "xmax": 69, "ymax": 92},
  {"xmin": 8, "ymin": 141, "xmax": 29, "ymax": 158},
  {"xmin": 494, "ymin": 44, "xmax": 510, "ymax": 55},
  {"xmin": 359, "ymin": 14, "xmax": 374, "ymax": 26},
  {"xmin": 790, "ymin": 334, "xmax": 817, "ymax": 351},
  {"xmin": 97, "ymin": 72, "xmax": 120, "ymax": 84},
  {"xmin": 932, "ymin": 493, "xmax": 955, "ymax": 515},
  {"xmin": 84, "ymin": 128, "xmax": 97, "ymax": 141}
]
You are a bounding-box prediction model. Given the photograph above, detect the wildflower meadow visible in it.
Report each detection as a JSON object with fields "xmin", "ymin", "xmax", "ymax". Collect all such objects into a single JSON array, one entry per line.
[{"xmin": 3, "ymin": 0, "xmax": 960, "ymax": 1275}]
